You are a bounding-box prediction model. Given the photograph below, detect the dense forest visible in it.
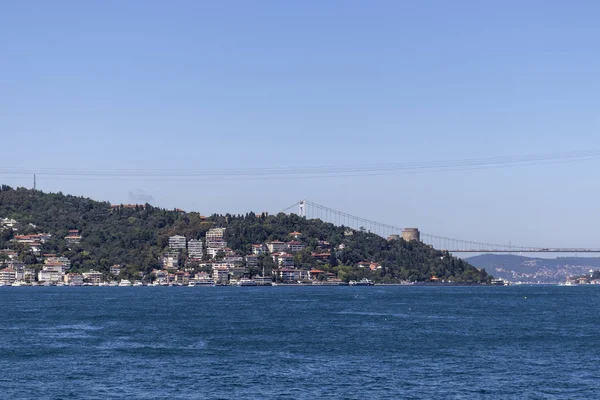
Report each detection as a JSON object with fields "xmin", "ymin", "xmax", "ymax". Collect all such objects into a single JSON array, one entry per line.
[{"xmin": 0, "ymin": 185, "xmax": 491, "ymax": 283}]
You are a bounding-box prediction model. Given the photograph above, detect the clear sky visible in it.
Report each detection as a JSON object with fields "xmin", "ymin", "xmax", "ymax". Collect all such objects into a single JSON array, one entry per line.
[{"xmin": 1, "ymin": 1, "xmax": 600, "ymax": 248}]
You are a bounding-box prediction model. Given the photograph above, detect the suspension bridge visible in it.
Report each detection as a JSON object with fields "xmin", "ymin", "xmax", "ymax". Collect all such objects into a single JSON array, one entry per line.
[{"xmin": 280, "ymin": 200, "xmax": 600, "ymax": 254}]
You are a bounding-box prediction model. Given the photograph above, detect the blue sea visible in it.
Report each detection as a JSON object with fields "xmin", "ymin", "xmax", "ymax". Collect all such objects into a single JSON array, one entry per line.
[{"xmin": 1, "ymin": 286, "xmax": 599, "ymax": 399}]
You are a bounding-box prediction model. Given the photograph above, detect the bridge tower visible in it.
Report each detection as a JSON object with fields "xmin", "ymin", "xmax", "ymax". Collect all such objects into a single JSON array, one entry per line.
[{"xmin": 299, "ymin": 200, "xmax": 306, "ymax": 218}]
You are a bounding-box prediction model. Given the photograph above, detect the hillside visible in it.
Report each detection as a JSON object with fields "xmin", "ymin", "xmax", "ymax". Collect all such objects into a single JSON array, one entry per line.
[
  {"xmin": 466, "ymin": 254, "xmax": 600, "ymax": 283},
  {"xmin": 0, "ymin": 185, "xmax": 491, "ymax": 283}
]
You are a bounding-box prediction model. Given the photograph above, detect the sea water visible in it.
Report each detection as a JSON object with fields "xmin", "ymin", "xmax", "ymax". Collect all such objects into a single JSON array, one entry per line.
[{"xmin": 1, "ymin": 286, "xmax": 598, "ymax": 399}]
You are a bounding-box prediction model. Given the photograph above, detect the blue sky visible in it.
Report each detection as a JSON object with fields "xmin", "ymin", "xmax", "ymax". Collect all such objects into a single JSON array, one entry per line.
[{"xmin": 1, "ymin": 1, "xmax": 600, "ymax": 248}]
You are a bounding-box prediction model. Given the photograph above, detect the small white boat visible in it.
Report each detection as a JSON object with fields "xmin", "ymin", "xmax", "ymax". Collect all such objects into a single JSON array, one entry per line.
[
  {"xmin": 349, "ymin": 279, "xmax": 374, "ymax": 286},
  {"xmin": 11, "ymin": 281, "xmax": 26, "ymax": 287},
  {"xmin": 133, "ymin": 281, "xmax": 143, "ymax": 287},
  {"xmin": 238, "ymin": 279, "xmax": 258, "ymax": 286},
  {"xmin": 55, "ymin": 282, "xmax": 65, "ymax": 287},
  {"xmin": 118, "ymin": 280, "xmax": 132, "ymax": 287},
  {"xmin": 187, "ymin": 282, "xmax": 196, "ymax": 287}
]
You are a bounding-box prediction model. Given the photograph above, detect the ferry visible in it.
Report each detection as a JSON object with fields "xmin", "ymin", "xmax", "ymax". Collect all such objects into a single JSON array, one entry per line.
[
  {"xmin": 253, "ymin": 276, "xmax": 273, "ymax": 286},
  {"xmin": 196, "ymin": 279, "xmax": 216, "ymax": 287},
  {"xmin": 490, "ymin": 279, "xmax": 509, "ymax": 286},
  {"xmin": 349, "ymin": 278, "xmax": 374, "ymax": 286},
  {"xmin": 238, "ymin": 279, "xmax": 258, "ymax": 286},
  {"xmin": 118, "ymin": 280, "xmax": 132, "ymax": 287},
  {"xmin": 313, "ymin": 280, "xmax": 349, "ymax": 286}
]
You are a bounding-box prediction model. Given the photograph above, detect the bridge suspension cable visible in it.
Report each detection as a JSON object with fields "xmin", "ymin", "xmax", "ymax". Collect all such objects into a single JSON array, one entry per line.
[{"xmin": 282, "ymin": 200, "xmax": 600, "ymax": 253}]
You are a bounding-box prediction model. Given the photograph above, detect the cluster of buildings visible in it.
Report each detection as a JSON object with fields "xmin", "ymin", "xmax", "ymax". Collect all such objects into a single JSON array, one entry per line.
[
  {"xmin": 153, "ymin": 228, "xmax": 370, "ymax": 284},
  {"xmin": 0, "ymin": 213, "xmax": 393, "ymax": 286}
]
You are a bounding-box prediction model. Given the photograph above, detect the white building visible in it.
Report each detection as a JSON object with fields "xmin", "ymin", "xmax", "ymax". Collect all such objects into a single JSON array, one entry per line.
[
  {"xmin": 162, "ymin": 253, "xmax": 179, "ymax": 270},
  {"xmin": 83, "ymin": 270, "xmax": 103, "ymax": 285},
  {"xmin": 23, "ymin": 267, "xmax": 36, "ymax": 283},
  {"xmin": 212, "ymin": 266, "xmax": 229, "ymax": 284},
  {"xmin": 276, "ymin": 253, "xmax": 295, "ymax": 268},
  {"xmin": 287, "ymin": 241, "xmax": 305, "ymax": 253},
  {"xmin": 65, "ymin": 230, "xmax": 82, "ymax": 244},
  {"xmin": 46, "ymin": 257, "xmax": 71, "ymax": 270},
  {"xmin": 205, "ymin": 248, "xmax": 219, "ymax": 259},
  {"xmin": 251, "ymin": 244, "xmax": 265, "ymax": 255},
  {"xmin": 188, "ymin": 239, "xmax": 203, "ymax": 258},
  {"xmin": 64, "ymin": 273, "xmax": 84, "ymax": 286},
  {"xmin": 110, "ymin": 264, "xmax": 121, "ymax": 276},
  {"xmin": 266, "ymin": 241, "xmax": 287, "ymax": 253},
  {"xmin": 0, "ymin": 218, "xmax": 17, "ymax": 229},
  {"xmin": 206, "ymin": 227, "xmax": 226, "ymax": 242},
  {"xmin": 223, "ymin": 255, "xmax": 244, "ymax": 265},
  {"xmin": 0, "ymin": 267, "xmax": 15, "ymax": 285},
  {"xmin": 38, "ymin": 264, "xmax": 63, "ymax": 283},
  {"xmin": 277, "ymin": 268, "xmax": 308, "ymax": 283},
  {"xmin": 169, "ymin": 235, "xmax": 187, "ymax": 250}
]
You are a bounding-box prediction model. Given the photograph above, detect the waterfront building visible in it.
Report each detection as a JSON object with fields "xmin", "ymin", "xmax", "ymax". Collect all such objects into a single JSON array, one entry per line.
[
  {"xmin": 23, "ymin": 267, "xmax": 36, "ymax": 283},
  {"xmin": 0, "ymin": 267, "xmax": 16, "ymax": 285},
  {"xmin": 212, "ymin": 266, "xmax": 229, "ymax": 284},
  {"xmin": 38, "ymin": 264, "xmax": 63, "ymax": 283},
  {"xmin": 277, "ymin": 268, "xmax": 308, "ymax": 283},
  {"xmin": 64, "ymin": 273, "xmax": 84, "ymax": 286},
  {"xmin": 83, "ymin": 270, "xmax": 103, "ymax": 285}
]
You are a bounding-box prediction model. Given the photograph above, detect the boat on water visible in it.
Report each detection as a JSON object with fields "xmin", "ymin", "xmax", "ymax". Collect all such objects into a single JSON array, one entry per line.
[
  {"xmin": 490, "ymin": 279, "xmax": 509, "ymax": 286},
  {"xmin": 55, "ymin": 282, "xmax": 65, "ymax": 287},
  {"xmin": 313, "ymin": 280, "xmax": 349, "ymax": 286},
  {"xmin": 133, "ymin": 281, "xmax": 143, "ymax": 287},
  {"xmin": 118, "ymin": 280, "xmax": 132, "ymax": 287},
  {"xmin": 109, "ymin": 281, "xmax": 119, "ymax": 287},
  {"xmin": 196, "ymin": 279, "xmax": 216, "ymax": 287},
  {"xmin": 187, "ymin": 281, "xmax": 196, "ymax": 287},
  {"xmin": 11, "ymin": 281, "xmax": 26, "ymax": 287},
  {"xmin": 349, "ymin": 278, "xmax": 374, "ymax": 286},
  {"xmin": 238, "ymin": 279, "xmax": 258, "ymax": 286},
  {"xmin": 253, "ymin": 276, "xmax": 273, "ymax": 286}
]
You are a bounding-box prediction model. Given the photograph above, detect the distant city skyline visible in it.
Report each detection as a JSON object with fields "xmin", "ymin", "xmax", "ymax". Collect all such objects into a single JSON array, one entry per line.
[{"xmin": 2, "ymin": 1, "xmax": 600, "ymax": 248}]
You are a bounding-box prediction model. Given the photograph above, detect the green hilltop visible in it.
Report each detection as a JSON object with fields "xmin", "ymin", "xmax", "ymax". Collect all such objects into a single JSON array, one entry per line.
[{"xmin": 0, "ymin": 185, "xmax": 491, "ymax": 284}]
